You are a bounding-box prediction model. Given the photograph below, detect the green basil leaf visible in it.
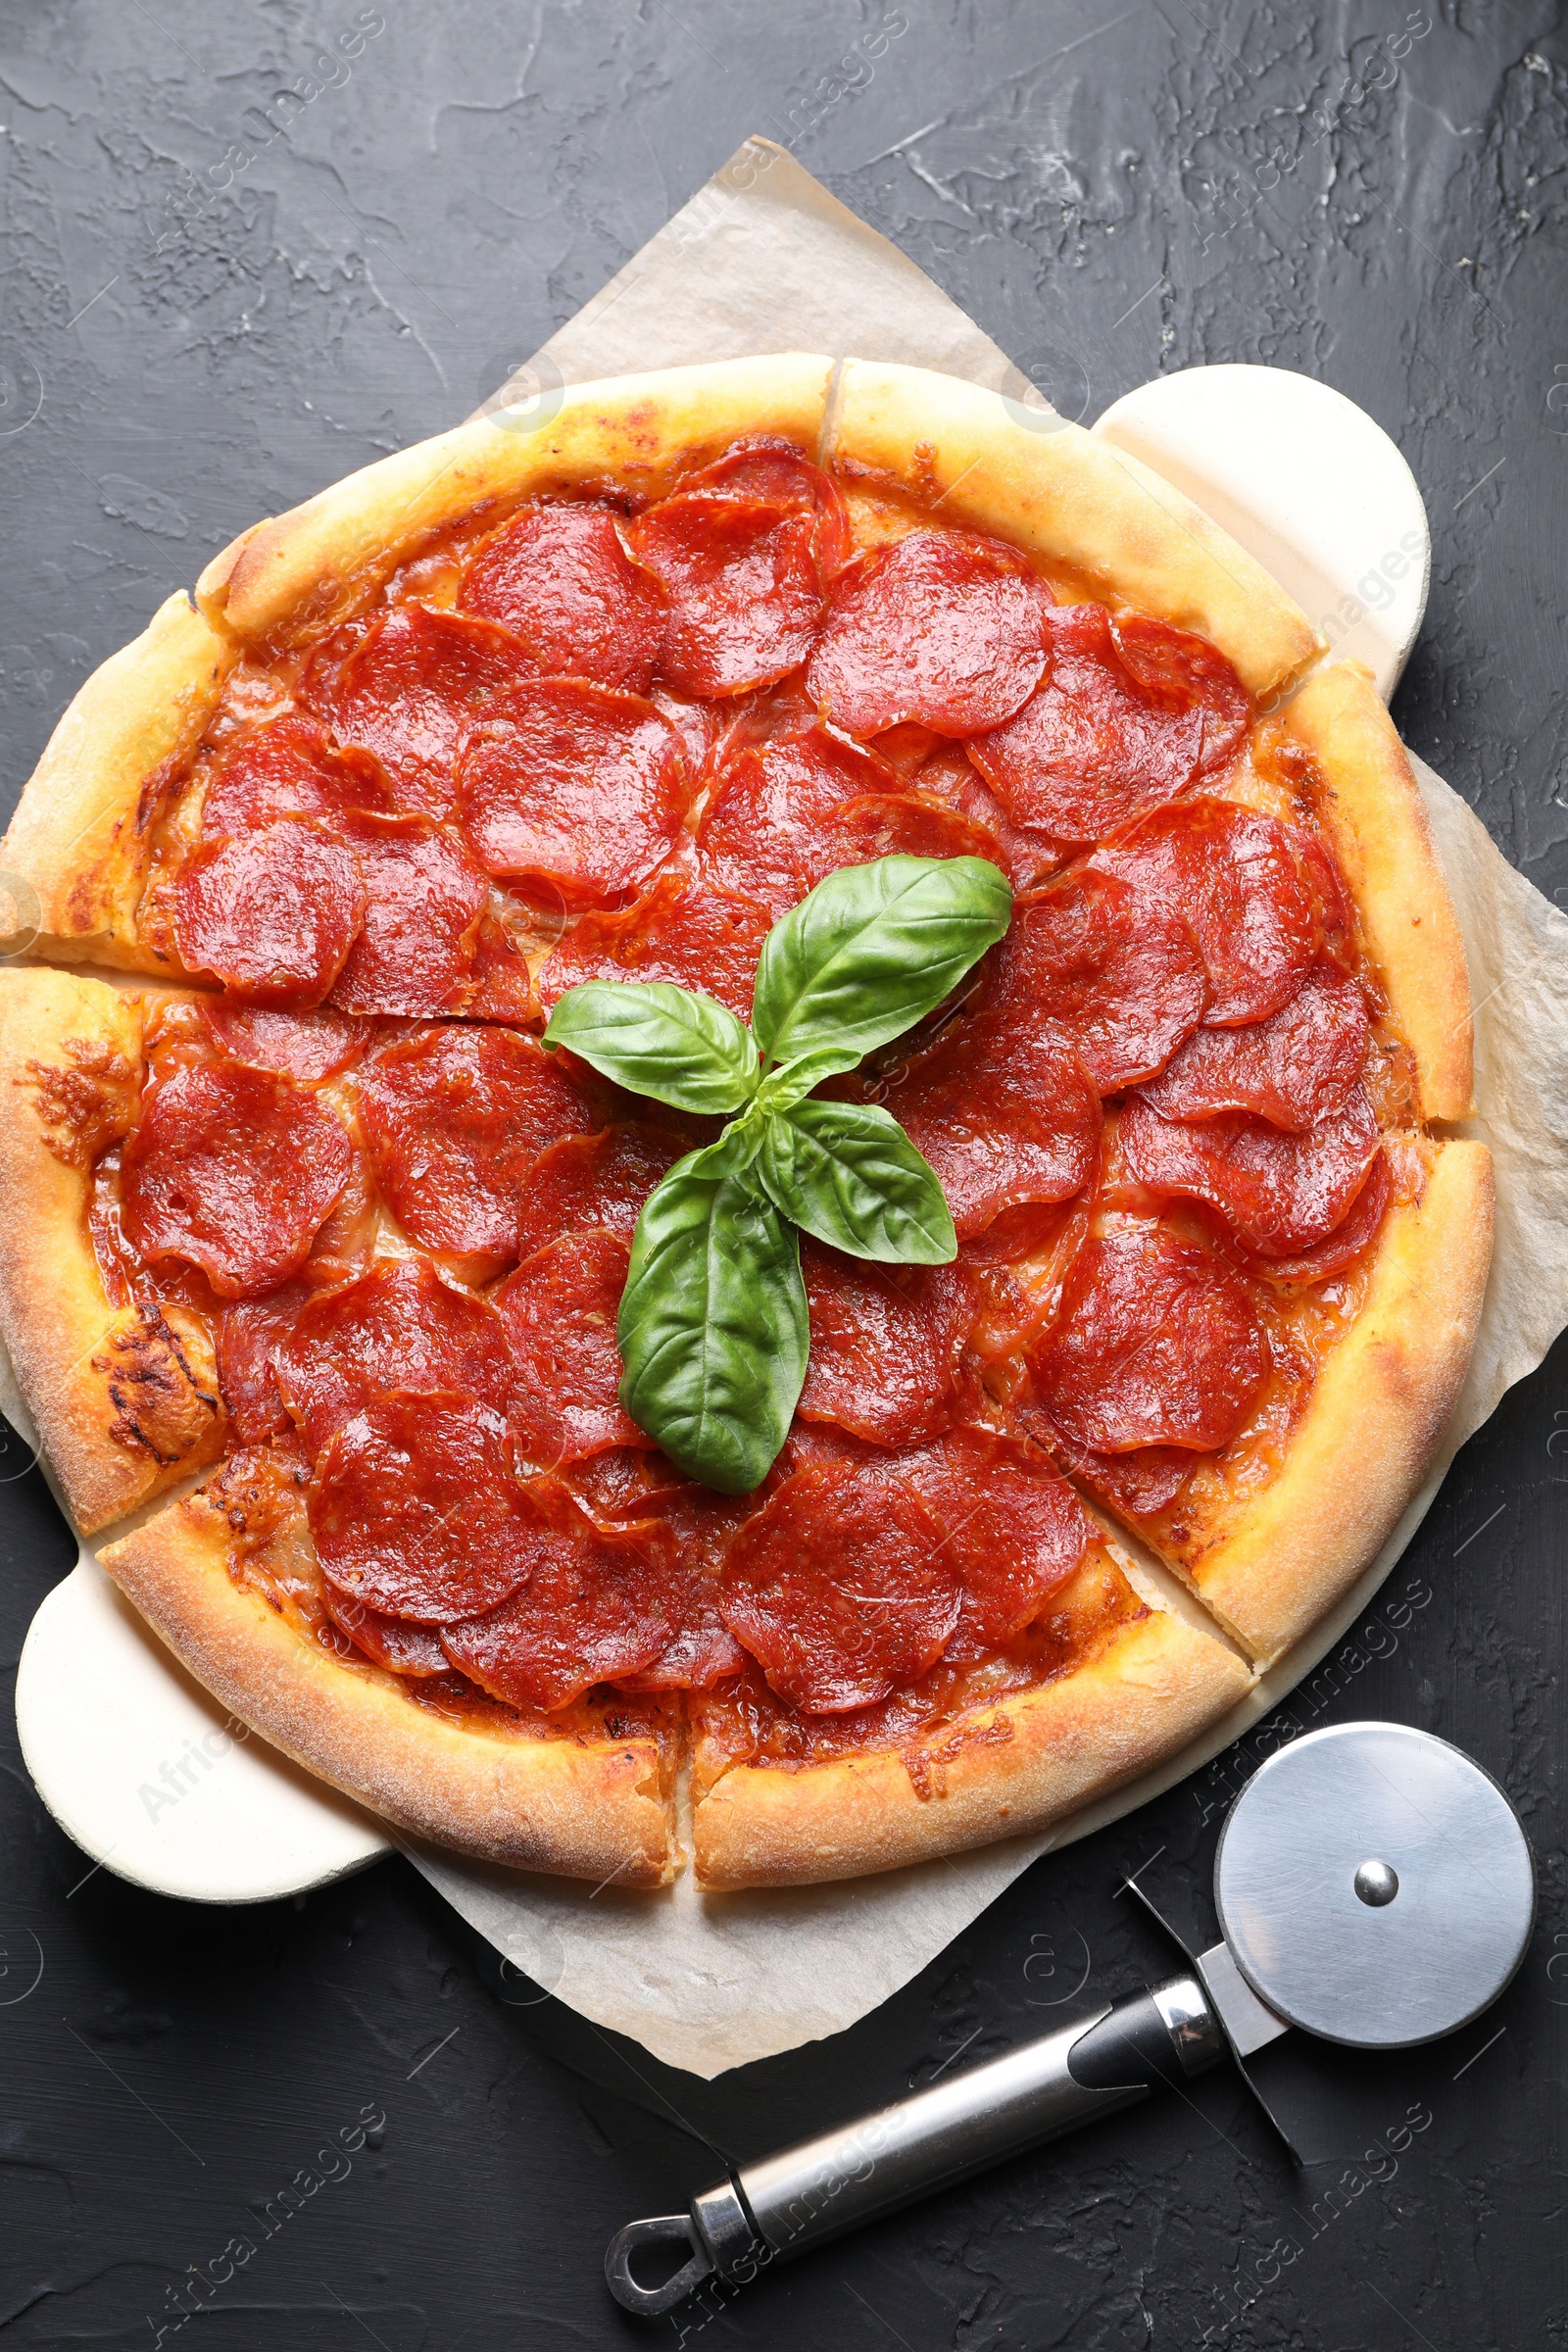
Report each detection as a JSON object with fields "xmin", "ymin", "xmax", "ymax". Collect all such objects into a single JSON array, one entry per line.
[
  {"xmin": 617, "ymin": 1132, "xmax": 808, "ymax": 1493},
  {"xmin": 756, "ymin": 1101, "xmax": 957, "ymax": 1264},
  {"xmin": 749, "ymin": 1046, "xmax": 859, "ymax": 1116},
  {"xmin": 751, "ymin": 856, "xmax": 1012, "ymax": 1071},
  {"xmin": 543, "ymin": 981, "xmax": 760, "ymax": 1115}
]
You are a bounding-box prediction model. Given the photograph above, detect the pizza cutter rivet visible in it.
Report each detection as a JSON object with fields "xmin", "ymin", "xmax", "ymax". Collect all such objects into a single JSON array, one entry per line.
[{"xmin": 1353, "ymin": 1858, "xmax": 1399, "ymax": 1906}]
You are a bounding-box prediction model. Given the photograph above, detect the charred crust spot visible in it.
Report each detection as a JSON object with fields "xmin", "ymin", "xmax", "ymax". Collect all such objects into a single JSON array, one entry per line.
[
  {"xmin": 135, "ymin": 753, "xmax": 187, "ymax": 835},
  {"xmin": 92, "ymin": 1303, "xmax": 222, "ymax": 1465},
  {"xmin": 65, "ymin": 869, "xmax": 108, "ymax": 930},
  {"xmin": 23, "ymin": 1044, "xmax": 139, "ymax": 1167}
]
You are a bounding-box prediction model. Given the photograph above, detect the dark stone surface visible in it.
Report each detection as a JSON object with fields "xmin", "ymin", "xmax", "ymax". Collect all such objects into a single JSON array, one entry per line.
[{"xmin": 0, "ymin": 4, "xmax": 1564, "ymax": 2344}]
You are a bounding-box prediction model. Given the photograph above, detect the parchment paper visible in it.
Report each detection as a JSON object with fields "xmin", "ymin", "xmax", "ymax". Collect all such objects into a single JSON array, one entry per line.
[{"xmin": 399, "ymin": 140, "xmax": 1568, "ymax": 2078}]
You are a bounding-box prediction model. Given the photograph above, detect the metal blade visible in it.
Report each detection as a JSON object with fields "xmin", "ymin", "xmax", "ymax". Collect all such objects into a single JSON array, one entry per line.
[{"xmin": 1195, "ymin": 1940, "xmax": 1291, "ymax": 2059}]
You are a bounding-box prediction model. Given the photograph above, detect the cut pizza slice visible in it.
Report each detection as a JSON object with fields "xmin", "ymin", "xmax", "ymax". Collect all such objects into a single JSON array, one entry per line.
[
  {"xmin": 3, "ymin": 355, "xmax": 836, "ymax": 992},
  {"xmin": 0, "ymin": 968, "xmax": 227, "ymax": 1531},
  {"xmin": 98, "ymin": 1447, "xmax": 682, "ymax": 1886},
  {"xmin": 970, "ymin": 664, "xmax": 1489, "ymax": 1664},
  {"xmin": 688, "ymin": 1434, "xmax": 1251, "ymax": 1887}
]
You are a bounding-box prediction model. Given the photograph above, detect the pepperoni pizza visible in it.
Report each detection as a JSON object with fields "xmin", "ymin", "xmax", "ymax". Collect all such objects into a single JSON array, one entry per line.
[{"xmin": 0, "ymin": 358, "xmax": 1490, "ymax": 1888}]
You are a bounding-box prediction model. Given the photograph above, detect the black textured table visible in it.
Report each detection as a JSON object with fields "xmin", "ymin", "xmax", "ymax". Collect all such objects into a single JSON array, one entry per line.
[{"xmin": 2, "ymin": 6, "xmax": 1564, "ymax": 2346}]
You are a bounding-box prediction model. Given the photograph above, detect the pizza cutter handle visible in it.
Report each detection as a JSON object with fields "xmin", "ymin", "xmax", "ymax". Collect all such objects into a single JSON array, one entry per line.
[{"xmin": 604, "ymin": 1973, "xmax": 1222, "ymax": 2316}]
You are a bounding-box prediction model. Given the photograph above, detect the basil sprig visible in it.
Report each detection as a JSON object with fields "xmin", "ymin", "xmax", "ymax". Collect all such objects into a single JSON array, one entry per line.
[{"xmin": 543, "ymin": 855, "xmax": 1011, "ymax": 1492}]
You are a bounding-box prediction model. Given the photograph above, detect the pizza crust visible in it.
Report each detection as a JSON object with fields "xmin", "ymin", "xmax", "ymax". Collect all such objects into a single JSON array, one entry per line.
[
  {"xmin": 2, "ymin": 593, "xmax": 235, "ymax": 971},
  {"xmin": 98, "ymin": 1486, "xmax": 677, "ymax": 1885},
  {"xmin": 827, "ymin": 360, "xmax": 1322, "ymax": 699},
  {"xmin": 1172, "ymin": 1139, "xmax": 1493, "ymax": 1664},
  {"xmin": 1285, "ymin": 660, "xmax": 1474, "ymax": 1120},
  {"xmin": 0, "ymin": 968, "xmax": 226, "ymax": 1533},
  {"xmin": 198, "ymin": 352, "xmax": 836, "ymax": 646},
  {"xmin": 692, "ymin": 1604, "xmax": 1252, "ymax": 1889}
]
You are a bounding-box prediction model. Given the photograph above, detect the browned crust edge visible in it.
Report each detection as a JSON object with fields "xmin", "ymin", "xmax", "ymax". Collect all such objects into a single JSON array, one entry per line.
[
  {"xmin": 691, "ymin": 1609, "xmax": 1253, "ymax": 1890},
  {"xmin": 828, "ymin": 359, "xmax": 1322, "ymax": 699},
  {"xmin": 97, "ymin": 1485, "xmax": 677, "ymax": 1886},
  {"xmin": 1287, "ymin": 659, "xmax": 1474, "ymax": 1120},
  {"xmin": 0, "ymin": 967, "xmax": 226, "ymax": 1534},
  {"xmin": 197, "ymin": 352, "xmax": 836, "ymax": 644},
  {"xmin": 1178, "ymin": 1140, "xmax": 1494, "ymax": 1665},
  {"xmin": 1, "ymin": 593, "xmax": 235, "ymax": 967}
]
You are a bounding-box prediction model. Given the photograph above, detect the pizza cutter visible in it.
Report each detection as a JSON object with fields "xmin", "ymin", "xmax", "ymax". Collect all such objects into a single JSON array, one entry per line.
[{"xmin": 605, "ymin": 1723, "xmax": 1534, "ymax": 2316}]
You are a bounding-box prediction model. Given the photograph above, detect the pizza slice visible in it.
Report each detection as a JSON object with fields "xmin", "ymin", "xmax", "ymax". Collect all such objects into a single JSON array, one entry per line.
[
  {"xmin": 958, "ymin": 663, "xmax": 1489, "ymax": 1665},
  {"xmin": 3, "ymin": 354, "xmax": 835, "ymax": 992}
]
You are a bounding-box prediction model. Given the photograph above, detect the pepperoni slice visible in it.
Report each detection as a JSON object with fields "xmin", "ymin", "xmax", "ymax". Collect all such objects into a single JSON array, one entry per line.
[
  {"xmin": 457, "ymin": 503, "xmax": 669, "ymax": 691},
  {"xmin": 969, "ymin": 604, "xmax": 1225, "ymax": 846},
  {"xmin": 565, "ymin": 1445, "xmax": 691, "ymax": 1524},
  {"xmin": 539, "ymin": 871, "xmax": 771, "ymax": 1022},
  {"xmin": 1085, "ymin": 1446, "xmax": 1197, "ymax": 1517},
  {"xmin": 122, "ymin": 1065, "xmax": 351, "ymax": 1301},
  {"xmin": 323, "ymin": 1587, "xmax": 450, "ymax": 1676},
  {"xmin": 1026, "ymin": 1225, "xmax": 1266, "ymax": 1455},
  {"xmin": 619, "ymin": 1582, "xmax": 750, "ymax": 1690},
  {"xmin": 805, "ymin": 792, "xmax": 1009, "ymax": 891},
  {"xmin": 218, "ymin": 1282, "xmax": 310, "ymax": 1442},
  {"xmin": 201, "ymin": 1003, "xmax": 368, "ymax": 1083},
  {"xmin": 495, "ymin": 1229, "xmax": 645, "ymax": 1465},
  {"xmin": 915, "ymin": 746, "xmax": 1057, "ymax": 888},
  {"xmin": 628, "ymin": 493, "xmax": 825, "ymax": 697},
  {"xmin": 674, "ymin": 435, "xmax": 853, "ymax": 578},
  {"xmin": 440, "ymin": 1491, "xmax": 678, "ymax": 1709},
  {"xmin": 558, "ymin": 1448, "xmax": 754, "ymax": 1690},
  {"xmin": 719, "ymin": 1459, "xmax": 958, "ymax": 1713},
  {"xmin": 703, "ymin": 674, "xmax": 820, "ymax": 770},
  {"xmin": 173, "ymin": 820, "xmax": 366, "ymax": 1007},
  {"xmin": 978, "ymin": 869, "xmax": 1206, "ymax": 1093},
  {"xmin": 880, "ymin": 1014, "xmax": 1101, "ymax": 1248},
  {"xmin": 463, "ymin": 912, "xmax": 539, "ymax": 1026},
  {"xmin": 651, "ymin": 688, "xmax": 729, "ymax": 780},
  {"xmin": 869, "ymin": 723, "xmax": 947, "ymax": 780},
  {"xmin": 275, "ymin": 1255, "xmax": 519, "ymax": 1456},
  {"xmin": 904, "ymin": 1423, "xmax": 1090, "ymax": 1651},
  {"xmin": 1091, "ymin": 799, "xmax": 1318, "ymax": 1026},
  {"xmin": 301, "ymin": 1149, "xmax": 379, "ymax": 1293},
  {"xmin": 326, "ymin": 815, "xmax": 490, "ymax": 1017},
  {"xmin": 797, "ymin": 1242, "xmax": 978, "ymax": 1446},
  {"xmin": 358, "ymin": 1024, "xmax": 603, "ymax": 1262},
  {"xmin": 1136, "ymin": 966, "xmax": 1368, "ymax": 1130},
  {"xmin": 1247, "ymin": 1146, "xmax": 1393, "ymax": 1283},
  {"xmin": 614, "ymin": 1487, "xmax": 755, "ymax": 1690},
  {"xmin": 514, "ymin": 1123, "xmax": 689, "ymax": 1263},
  {"xmin": 198, "ymin": 713, "xmax": 390, "ymax": 839},
  {"xmin": 1292, "ymin": 830, "xmax": 1358, "ymax": 971},
  {"xmin": 313, "ymin": 1391, "xmax": 550, "ymax": 1621},
  {"xmin": 299, "ymin": 605, "xmax": 523, "ymax": 817},
  {"xmin": 1121, "ymin": 1086, "xmax": 1381, "ymax": 1255},
  {"xmin": 457, "ymin": 678, "xmax": 688, "ymax": 904},
  {"xmin": 805, "ymin": 529, "xmax": 1052, "ymax": 737},
  {"xmin": 1111, "ymin": 613, "xmax": 1250, "ymax": 774},
  {"xmin": 1014, "ymin": 1403, "xmax": 1198, "ymax": 1520},
  {"xmin": 696, "ymin": 723, "xmax": 899, "ymax": 915}
]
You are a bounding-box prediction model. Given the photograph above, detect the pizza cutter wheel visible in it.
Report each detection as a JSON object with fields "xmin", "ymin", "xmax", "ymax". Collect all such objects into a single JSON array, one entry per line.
[{"xmin": 605, "ymin": 1723, "xmax": 1535, "ymax": 2316}]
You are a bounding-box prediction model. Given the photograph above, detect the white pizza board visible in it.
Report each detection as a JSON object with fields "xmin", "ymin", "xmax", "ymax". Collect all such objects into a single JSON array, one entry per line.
[{"xmin": 13, "ymin": 362, "xmax": 1428, "ymax": 1899}]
